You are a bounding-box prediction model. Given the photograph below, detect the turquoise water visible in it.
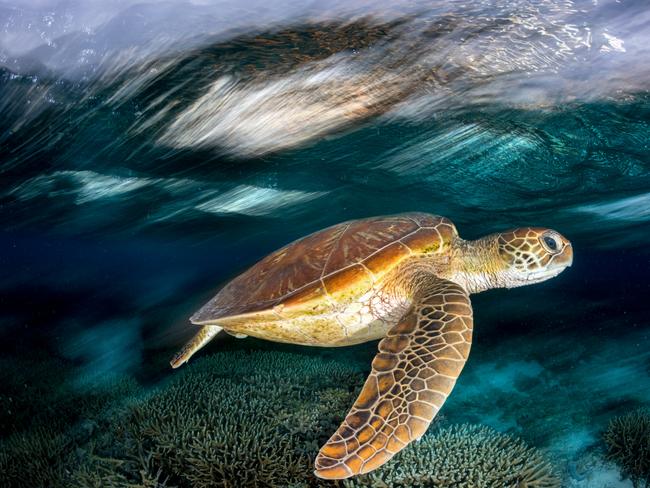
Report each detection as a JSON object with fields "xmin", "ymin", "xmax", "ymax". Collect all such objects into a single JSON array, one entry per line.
[{"xmin": 1, "ymin": 1, "xmax": 649, "ymax": 487}]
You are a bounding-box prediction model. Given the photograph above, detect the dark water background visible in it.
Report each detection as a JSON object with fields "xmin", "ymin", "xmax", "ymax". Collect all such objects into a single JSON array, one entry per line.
[{"xmin": 1, "ymin": 0, "xmax": 649, "ymax": 486}]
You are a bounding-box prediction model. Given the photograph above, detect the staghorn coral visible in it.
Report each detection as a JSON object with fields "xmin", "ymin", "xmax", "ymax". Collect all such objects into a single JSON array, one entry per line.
[
  {"xmin": 0, "ymin": 423, "xmax": 71, "ymax": 488},
  {"xmin": 0, "ymin": 349, "xmax": 564, "ymax": 487},
  {"xmin": 0, "ymin": 364, "xmax": 143, "ymax": 488},
  {"xmin": 122, "ymin": 352, "xmax": 561, "ymax": 487},
  {"xmin": 69, "ymin": 448, "xmax": 173, "ymax": 488},
  {"xmin": 0, "ymin": 349, "xmax": 363, "ymax": 488},
  {"xmin": 118, "ymin": 350, "xmax": 364, "ymax": 487},
  {"xmin": 0, "ymin": 354, "xmax": 142, "ymax": 437},
  {"xmin": 344, "ymin": 423, "xmax": 561, "ymax": 488},
  {"xmin": 604, "ymin": 408, "xmax": 650, "ymax": 488}
]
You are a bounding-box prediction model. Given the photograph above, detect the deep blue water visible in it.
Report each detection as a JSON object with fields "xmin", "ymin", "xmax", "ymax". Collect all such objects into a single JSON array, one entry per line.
[{"xmin": 1, "ymin": 1, "xmax": 649, "ymax": 487}]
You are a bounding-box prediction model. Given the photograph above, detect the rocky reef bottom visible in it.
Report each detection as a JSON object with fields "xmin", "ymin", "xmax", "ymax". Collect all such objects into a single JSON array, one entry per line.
[{"xmin": 0, "ymin": 343, "xmax": 648, "ymax": 488}]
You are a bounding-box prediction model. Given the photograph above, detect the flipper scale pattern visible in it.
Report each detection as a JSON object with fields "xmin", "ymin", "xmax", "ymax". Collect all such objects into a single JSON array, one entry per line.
[{"xmin": 314, "ymin": 278, "xmax": 473, "ymax": 479}]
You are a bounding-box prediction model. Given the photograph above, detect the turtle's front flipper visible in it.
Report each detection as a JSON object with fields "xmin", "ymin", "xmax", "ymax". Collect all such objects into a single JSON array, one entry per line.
[
  {"xmin": 314, "ymin": 278, "xmax": 473, "ymax": 479},
  {"xmin": 170, "ymin": 325, "xmax": 223, "ymax": 369}
]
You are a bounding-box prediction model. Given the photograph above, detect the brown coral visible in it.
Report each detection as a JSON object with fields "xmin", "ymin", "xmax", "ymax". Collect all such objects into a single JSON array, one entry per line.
[{"xmin": 604, "ymin": 408, "xmax": 650, "ymax": 488}]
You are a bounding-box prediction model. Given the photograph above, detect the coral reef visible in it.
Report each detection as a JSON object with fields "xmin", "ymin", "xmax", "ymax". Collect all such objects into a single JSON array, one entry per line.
[
  {"xmin": 0, "ymin": 424, "xmax": 72, "ymax": 487},
  {"xmin": 116, "ymin": 351, "xmax": 364, "ymax": 487},
  {"xmin": 0, "ymin": 355, "xmax": 143, "ymax": 488},
  {"xmin": 604, "ymin": 408, "xmax": 650, "ymax": 488},
  {"xmin": 345, "ymin": 424, "xmax": 561, "ymax": 488},
  {"xmin": 1, "ymin": 349, "xmax": 564, "ymax": 487},
  {"xmin": 69, "ymin": 449, "xmax": 173, "ymax": 488}
]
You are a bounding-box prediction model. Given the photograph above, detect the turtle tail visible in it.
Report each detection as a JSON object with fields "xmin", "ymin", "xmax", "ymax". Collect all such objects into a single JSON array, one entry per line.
[{"xmin": 170, "ymin": 325, "xmax": 223, "ymax": 369}]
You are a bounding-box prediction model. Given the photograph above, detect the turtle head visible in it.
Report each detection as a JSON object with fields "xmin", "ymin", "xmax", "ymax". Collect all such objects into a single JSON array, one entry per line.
[
  {"xmin": 452, "ymin": 227, "xmax": 572, "ymax": 293},
  {"xmin": 493, "ymin": 227, "xmax": 573, "ymax": 288}
]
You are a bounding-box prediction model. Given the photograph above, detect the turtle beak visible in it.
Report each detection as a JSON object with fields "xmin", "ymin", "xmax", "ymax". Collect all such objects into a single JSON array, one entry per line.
[
  {"xmin": 557, "ymin": 241, "xmax": 573, "ymax": 269},
  {"xmin": 528, "ymin": 237, "xmax": 573, "ymax": 283},
  {"xmin": 545, "ymin": 232, "xmax": 573, "ymax": 271}
]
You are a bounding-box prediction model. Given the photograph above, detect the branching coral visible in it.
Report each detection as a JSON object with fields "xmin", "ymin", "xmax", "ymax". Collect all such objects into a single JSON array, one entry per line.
[
  {"xmin": 0, "ymin": 350, "xmax": 363, "ymax": 488},
  {"xmin": 125, "ymin": 352, "xmax": 559, "ymax": 488},
  {"xmin": 118, "ymin": 351, "xmax": 364, "ymax": 487},
  {"xmin": 69, "ymin": 447, "xmax": 173, "ymax": 488},
  {"xmin": 345, "ymin": 424, "xmax": 561, "ymax": 488},
  {"xmin": 604, "ymin": 408, "xmax": 650, "ymax": 488},
  {"xmin": 0, "ymin": 423, "xmax": 71, "ymax": 487},
  {"xmin": 0, "ymin": 364, "xmax": 143, "ymax": 488},
  {"xmin": 0, "ymin": 350, "xmax": 563, "ymax": 488}
]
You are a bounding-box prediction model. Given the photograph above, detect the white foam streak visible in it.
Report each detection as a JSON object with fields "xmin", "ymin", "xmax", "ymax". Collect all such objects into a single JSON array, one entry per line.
[
  {"xmin": 571, "ymin": 193, "xmax": 650, "ymax": 222},
  {"xmin": 159, "ymin": 60, "xmax": 405, "ymax": 156},
  {"xmin": 601, "ymin": 32, "xmax": 626, "ymax": 53},
  {"xmin": 8, "ymin": 170, "xmax": 328, "ymax": 219},
  {"xmin": 9, "ymin": 170, "xmax": 154, "ymax": 204},
  {"xmin": 375, "ymin": 124, "xmax": 538, "ymax": 176},
  {"xmin": 195, "ymin": 185, "xmax": 327, "ymax": 217}
]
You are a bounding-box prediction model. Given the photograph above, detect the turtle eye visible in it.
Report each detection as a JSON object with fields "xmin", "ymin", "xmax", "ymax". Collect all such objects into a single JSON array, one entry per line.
[{"xmin": 541, "ymin": 232, "xmax": 562, "ymax": 254}]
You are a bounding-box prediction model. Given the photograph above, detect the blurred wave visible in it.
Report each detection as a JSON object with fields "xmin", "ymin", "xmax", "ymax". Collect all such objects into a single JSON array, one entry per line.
[
  {"xmin": 572, "ymin": 193, "xmax": 650, "ymax": 222},
  {"xmin": 2, "ymin": 0, "xmax": 650, "ymax": 155},
  {"xmin": 8, "ymin": 170, "xmax": 326, "ymax": 219},
  {"xmin": 0, "ymin": 0, "xmax": 649, "ymax": 247}
]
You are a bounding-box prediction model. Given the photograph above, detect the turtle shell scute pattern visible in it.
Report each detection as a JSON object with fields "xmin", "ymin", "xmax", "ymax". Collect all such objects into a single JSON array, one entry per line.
[{"xmin": 191, "ymin": 213, "xmax": 455, "ymax": 323}]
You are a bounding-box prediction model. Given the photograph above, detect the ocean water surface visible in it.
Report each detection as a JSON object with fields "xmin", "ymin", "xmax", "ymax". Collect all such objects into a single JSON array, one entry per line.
[{"xmin": 1, "ymin": 0, "xmax": 649, "ymax": 487}]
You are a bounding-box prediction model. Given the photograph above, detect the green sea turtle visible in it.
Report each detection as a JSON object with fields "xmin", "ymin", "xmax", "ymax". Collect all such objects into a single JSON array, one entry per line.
[{"xmin": 170, "ymin": 213, "xmax": 572, "ymax": 479}]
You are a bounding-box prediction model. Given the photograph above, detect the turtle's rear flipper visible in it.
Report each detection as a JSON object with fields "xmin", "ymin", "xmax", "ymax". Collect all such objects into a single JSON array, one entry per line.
[{"xmin": 170, "ymin": 325, "xmax": 223, "ymax": 368}]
